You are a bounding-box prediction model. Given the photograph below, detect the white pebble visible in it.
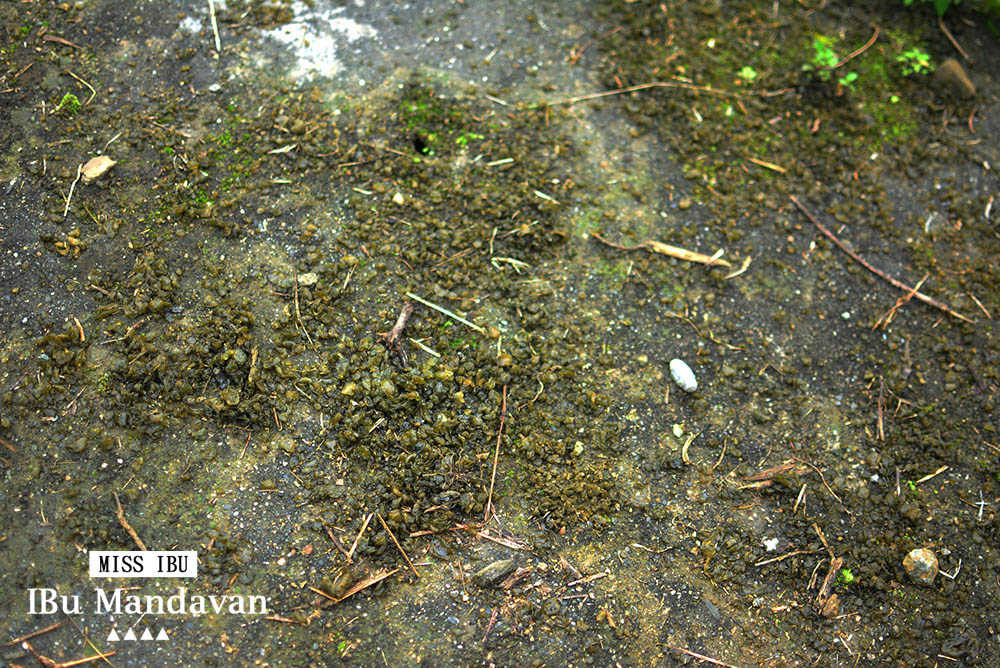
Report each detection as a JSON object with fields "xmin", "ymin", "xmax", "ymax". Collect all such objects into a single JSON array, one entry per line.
[{"xmin": 669, "ymin": 358, "xmax": 698, "ymax": 392}]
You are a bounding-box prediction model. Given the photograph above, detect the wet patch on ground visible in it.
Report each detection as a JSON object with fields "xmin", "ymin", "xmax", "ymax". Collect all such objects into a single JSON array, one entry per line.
[{"xmin": 2, "ymin": 0, "xmax": 999, "ymax": 666}]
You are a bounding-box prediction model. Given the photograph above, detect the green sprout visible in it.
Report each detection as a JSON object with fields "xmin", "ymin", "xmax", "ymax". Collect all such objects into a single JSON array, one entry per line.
[
  {"xmin": 739, "ymin": 66, "xmax": 758, "ymax": 83},
  {"xmin": 902, "ymin": 0, "xmax": 958, "ymax": 18},
  {"xmin": 838, "ymin": 71, "xmax": 859, "ymax": 90},
  {"xmin": 836, "ymin": 568, "xmax": 855, "ymax": 588},
  {"xmin": 806, "ymin": 37, "xmax": 839, "ymax": 76},
  {"xmin": 897, "ymin": 48, "xmax": 933, "ymax": 75},
  {"xmin": 455, "ymin": 132, "xmax": 483, "ymax": 147},
  {"xmin": 907, "ymin": 479, "xmax": 918, "ymax": 494},
  {"xmin": 55, "ymin": 92, "xmax": 81, "ymax": 116}
]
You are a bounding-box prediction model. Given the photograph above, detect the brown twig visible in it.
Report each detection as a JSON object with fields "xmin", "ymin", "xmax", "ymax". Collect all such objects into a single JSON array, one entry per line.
[
  {"xmin": 292, "ymin": 271, "xmax": 314, "ymax": 347},
  {"xmin": 42, "ymin": 35, "xmax": 82, "ymax": 49},
  {"xmin": 568, "ymin": 26, "xmax": 622, "ymax": 65},
  {"xmin": 63, "ymin": 614, "xmax": 113, "ymax": 667},
  {"xmin": 348, "ymin": 513, "xmax": 373, "ymax": 561},
  {"xmin": 113, "ymin": 492, "xmax": 147, "ymax": 551},
  {"xmin": 379, "ymin": 301, "xmax": 414, "ymax": 362},
  {"xmin": 754, "ymin": 549, "xmax": 819, "ymax": 568},
  {"xmin": 590, "ymin": 232, "xmax": 648, "ymax": 251},
  {"xmin": 790, "ymin": 196, "xmax": 971, "ymax": 323},
  {"xmin": 484, "ymin": 384, "xmax": 508, "ymax": 523},
  {"xmin": 830, "ymin": 24, "xmax": 879, "ymax": 69},
  {"xmin": 874, "ymin": 273, "xmax": 929, "ymax": 329},
  {"xmin": 314, "ymin": 568, "xmax": 399, "ymax": 604},
  {"xmin": 793, "ymin": 458, "xmax": 843, "ymax": 505},
  {"xmin": 547, "ymin": 80, "xmax": 740, "ymax": 107},
  {"xmin": 668, "ymin": 646, "xmax": 742, "ymax": 668},
  {"xmin": 6, "ymin": 620, "xmax": 66, "ymax": 645},
  {"xmin": 877, "ymin": 377, "xmax": 885, "ymax": 441},
  {"xmin": 938, "ymin": 16, "xmax": 970, "ymax": 62},
  {"xmin": 377, "ymin": 513, "xmax": 419, "ymax": 579}
]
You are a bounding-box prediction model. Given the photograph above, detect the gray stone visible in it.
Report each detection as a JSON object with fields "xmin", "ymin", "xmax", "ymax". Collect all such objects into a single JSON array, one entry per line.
[{"xmin": 472, "ymin": 559, "xmax": 517, "ymax": 588}]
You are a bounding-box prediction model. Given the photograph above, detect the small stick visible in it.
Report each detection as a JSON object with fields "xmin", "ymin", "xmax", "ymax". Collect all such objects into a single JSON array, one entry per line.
[
  {"xmin": 484, "ymin": 384, "xmax": 508, "ymax": 522},
  {"xmin": 42, "ymin": 34, "xmax": 81, "ymax": 49},
  {"xmin": 792, "ymin": 457, "xmax": 844, "ymax": 505},
  {"xmin": 265, "ymin": 615, "xmax": 305, "ymax": 624},
  {"xmin": 327, "ymin": 568, "xmax": 399, "ymax": 604},
  {"xmin": 874, "ymin": 273, "xmax": 929, "ymax": 329},
  {"xmin": 939, "ymin": 16, "xmax": 970, "ymax": 62},
  {"xmin": 830, "ymin": 24, "xmax": 879, "ymax": 69},
  {"xmin": 590, "ymin": 232, "xmax": 648, "ymax": 251},
  {"xmin": 6, "ymin": 620, "xmax": 66, "ymax": 645},
  {"xmin": 377, "ymin": 513, "xmax": 419, "ymax": 579},
  {"xmin": 816, "ymin": 556, "xmax": 844, "ymax": 604},
  {"xmin": 113, "ymin": 492, "xmax": 147, "ymax": 551},
  {"xmin": 292, "ymin": 271, "xmax": 314, "ymax": 346},
  {"xmin": 408, "ymin": 337, "xmax": 441, "ymax": 358},
  {"xmin": 568, "ymin": 26, "xmax": 622, "ymax": 65},
  {"xmin": 566, "ymin": 572, "xmax": 608, "ymax": 587},
  {"xmin": 102, "ymin": 132, "xmax": 122, "ymax": 154},
  {"xmin": 877, "ymin": 377, "xmax": 885, "ymax": 441},
  {"xmin": 755, "ymin": 549, "xmax": 817, "ymax": 567},
  {"xmin": 348, "ymin": 513, "xmax": 373, "ymax": 560},
  {"xmin": 239, "ymin": 431, "xmax": 251, "ymax": 458},
  {"xmin": 477, "ymin": 528, "xmax": 529, "ymax": 551},
  {"xmin": 967, "ymin": 292, "xmax": 991, "ymax": 319},
  {"xmin": 914, "ymin": 465, "xmax": 948, "ymax": 485},
  {"xmin": 793, "ymin": 483, "xmax": 807, "ymax": 515},
  {"xmin": 481, "ymin": 607, "xmax": 499, "ymax": 643},
  {"xmin": 208, "ymin": 0, "xmax": 222, "ymax": 54},
  {"xmin": 72, "ymin": 317, "xmax": 85, "ymax": 342},
  {"xmin": 547, "ymin": 80, "xmax": 740, "ymax": 107},
  {"xmin": 668, "ymin": 646, "xmax": 742, "ymax": 668},
  {"xmin": 405, "ymin": 291, "xmax": 485, "ymax": 333},
  {"xmin": 790, "ymin": 196, "xmax": 971, "ymax": 323},
  {"xmin": 812, "ymin": 522, "xmax": 835, "ymax": 560},
  {"xmin": 67, "ymin": 71, "xmax": 96, "ymax": 104},
  {"xmin": 63, "ymin": 614, "xmax": 113, "ymax": 667},
  {"xmin": 63, "ymin": 163, "xmax": 82, "ymax": 218},
  {"xmin": 379, "ymin": 302, "xmax": 414, "ymax": 359},
  {"xmin": 746, "ymin": 156, "xmax": 787, "ymax": 173},
  {"xmin": 325, "ymin": 527, "xmax": 353, "ymax": 561}
]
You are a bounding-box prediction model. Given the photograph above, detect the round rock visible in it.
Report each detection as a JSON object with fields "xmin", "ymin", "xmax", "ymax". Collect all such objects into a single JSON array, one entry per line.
[{"xmin": 903, "ymin": 548, "xmax": 938, "ymax": 586}]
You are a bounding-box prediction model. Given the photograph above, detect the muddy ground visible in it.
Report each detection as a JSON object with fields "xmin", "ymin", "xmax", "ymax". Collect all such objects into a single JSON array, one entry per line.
[{"xmin": 1, "ymin": 0, "xmax": 999, "ymax": 666}]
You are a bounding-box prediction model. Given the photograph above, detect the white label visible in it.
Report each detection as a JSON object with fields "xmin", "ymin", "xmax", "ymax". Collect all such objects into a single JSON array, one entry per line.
[{"xmin": 89, "ymin": 551, "xmax": 198, "ymax": 578}]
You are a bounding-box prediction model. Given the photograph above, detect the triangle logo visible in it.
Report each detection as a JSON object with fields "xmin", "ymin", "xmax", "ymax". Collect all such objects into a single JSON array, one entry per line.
[
  {"xmin": 123, "ymin": 628, "xmax": 137, "ymax": 641},
  {"xmin": 156, "ymin": 628, "xmax": 169, "ymax": 641},
  {"xmin": 106, "ymin": 628, "xmax": 120, "ymax": 643},
  {"xmin": 140, "ymin": 628, "xmax": 154, "ymax": 641}
]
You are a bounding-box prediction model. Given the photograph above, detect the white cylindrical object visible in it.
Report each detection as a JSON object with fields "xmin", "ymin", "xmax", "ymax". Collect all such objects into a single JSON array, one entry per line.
[{"xmin": 669, "ymin": 358, "xmax": 698, "ymax": 392}]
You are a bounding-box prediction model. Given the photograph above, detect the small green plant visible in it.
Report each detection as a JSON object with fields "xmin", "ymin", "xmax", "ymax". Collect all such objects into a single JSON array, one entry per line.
[
  {"xmin": 907, "ymin": 479, "xmax": 918, "ymax": 494},
  {"xmin": 805, "ymin": 37, "xmax": 839, "ymax": 78},
  {"xmin": 738, "ymin": 66, "xmax": 758, "ymax": 83},
  {"xmin": 55, "ymin": 92, "xmax": 81, "ymax": 116},
  {"xmin": 838, "ymin": 71, "xmax": 859, "ymax": 90},
  {"xmin": 903, "ymin": 0, "xmax": 957, "ymax": 17},
  {"xmin": 897, "ymin": 48, "xmax": 933, "ymax": 75},
  {"xmin": 904, "ymin": 0, "xmax": 1000, "ymax": 19},
  {"xmin": 836, "ymin": 568, "xmax": 855, "ymax": 588},
  {"xmin": 455, "ymin": 131, "xmax": 483, "ymax": 147}
]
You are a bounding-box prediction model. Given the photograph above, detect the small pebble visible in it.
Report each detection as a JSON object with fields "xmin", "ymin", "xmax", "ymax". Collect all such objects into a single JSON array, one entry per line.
[
  {"xmin": 903, "ymin": 548, "xmax": 938, "ymax": 586},
  {"xmin": 669, "ymin": 358, "xmax": 698, "ymax": 392}
]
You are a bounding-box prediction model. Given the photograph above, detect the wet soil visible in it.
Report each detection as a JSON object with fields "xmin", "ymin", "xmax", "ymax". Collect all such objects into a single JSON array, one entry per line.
[{"xmin": 1, "ymin": 1, "xmax": 999, "ymax": 666}]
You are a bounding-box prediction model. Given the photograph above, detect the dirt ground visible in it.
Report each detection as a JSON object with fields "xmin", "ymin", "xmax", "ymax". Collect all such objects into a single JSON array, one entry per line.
[{"xmin": 1, "ymin": 1, "xmax": 999, "ymax": 666}]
